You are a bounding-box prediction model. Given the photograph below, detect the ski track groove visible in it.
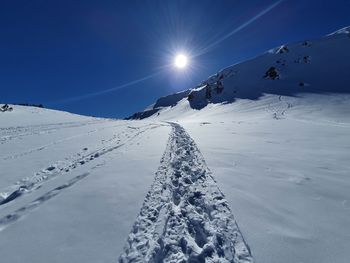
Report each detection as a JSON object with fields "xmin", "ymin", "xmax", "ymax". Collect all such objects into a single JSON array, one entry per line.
[
  {"xmin": 0, "ymin": 120, "xmax": 111, "ymax": 145},
  {"xmin": 0, "ymin": 171, "xmax": 92, "ymax": 232},
  {"xmin": 0, "ymin": 123, "xmax": 161, "ymax": 207},
  {"xmin": 119, "ymin": 123, "xmax": 253, "ymax": 263},
  {"xmin": 1, "ymin": 122, "xmax": 128, "ymax": 161}
]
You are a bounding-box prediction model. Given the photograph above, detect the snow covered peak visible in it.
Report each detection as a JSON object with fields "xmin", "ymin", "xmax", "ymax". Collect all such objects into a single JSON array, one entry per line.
[{"xmin": 129, "ymin": 26, "xmax": 350, "ymax": 119}]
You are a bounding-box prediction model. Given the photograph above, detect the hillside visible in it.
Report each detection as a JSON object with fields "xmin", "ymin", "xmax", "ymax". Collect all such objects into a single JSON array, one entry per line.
[
  {"xmin": 129, "ymin": 26, "xmax": 350, "ymax": 120},
  {"xmin": 0, "ymin": 27, "xmax": 349, "ymax": 263}
]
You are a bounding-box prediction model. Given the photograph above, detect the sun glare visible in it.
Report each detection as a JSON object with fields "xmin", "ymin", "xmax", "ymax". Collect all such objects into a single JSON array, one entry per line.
[{"xmin": 174, "ymin": 54, "xmax": 188, "ymax": 69}]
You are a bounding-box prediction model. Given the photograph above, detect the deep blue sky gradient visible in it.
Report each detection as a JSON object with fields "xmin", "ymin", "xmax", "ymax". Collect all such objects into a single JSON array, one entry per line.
[{"xmin": 1, "ymin": 0, "xmax": 350, "ymax": 118}]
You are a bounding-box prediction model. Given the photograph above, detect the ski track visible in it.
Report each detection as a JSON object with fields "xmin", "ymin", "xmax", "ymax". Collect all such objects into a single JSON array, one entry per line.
[
  {"xmin": 1, "ymin": 122, "xmax": 127, "ymax": 161},
  {"xmin": 119, "ymin": 123, "xmax": 253, "ymax": 263},
  {"xmin": 0, "ymin": 123, "xmax": 161, "ymax": 207},
  {"xmin": 265, "ymin": 95, "xmax": 294, "ymax": 120},
  {"xmin": 0, "ymin": 120, "xmax": 109, "ymax": 145},
  {"xmin": 0, "ymin": 171, "xmax": 92, "ymax": 232}
]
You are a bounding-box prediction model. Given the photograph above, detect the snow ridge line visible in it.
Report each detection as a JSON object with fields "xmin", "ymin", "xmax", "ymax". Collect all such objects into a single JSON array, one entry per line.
[{"xmin": 119, "ymin": 123, "xmax": 253, "ymax": 263}]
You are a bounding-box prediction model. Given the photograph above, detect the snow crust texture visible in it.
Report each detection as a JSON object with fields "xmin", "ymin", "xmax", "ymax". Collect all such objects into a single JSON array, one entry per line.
[{"xmin": 119, "ymin": 123, "xmax": 253, "ymax": 263}]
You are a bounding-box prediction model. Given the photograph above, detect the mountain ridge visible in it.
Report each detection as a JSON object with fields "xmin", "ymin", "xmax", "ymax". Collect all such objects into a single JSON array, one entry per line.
[{"xmin": 128, "ymin": 26, "xmax": 350, "ymax": 120}]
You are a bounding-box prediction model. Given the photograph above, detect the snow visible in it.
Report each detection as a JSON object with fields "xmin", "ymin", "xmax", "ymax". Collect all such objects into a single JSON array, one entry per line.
[
  {"xmin": 119, "ymin": 123, "xmax": 252, "ymax": 262},
  {"xmin": 1, "ymin": 26, "xmax": 350, "ymax": 263},
  {"xmin": 175, "ymin": 96, "xmax": 350, "ymax": 263},
  {"xmin": 0, "ymin": 107, "xmax": 170, "ymax": 262},
  {"xmin": 125, "ymin": 26, "xmax": 350, "ymax": 262},
  {"xmin": 130, "ymin": 24, "xmax": 350, "ymax": 119}
]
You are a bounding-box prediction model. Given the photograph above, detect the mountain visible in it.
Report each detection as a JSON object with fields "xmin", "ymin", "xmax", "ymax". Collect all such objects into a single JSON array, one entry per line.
[
  {"xmin": 128, "ymin": 26, "xmax": 350, "ymax": 120},
  {"xmin": 1, "ymin": 27, "xmax": 350, "ymax": 263}
]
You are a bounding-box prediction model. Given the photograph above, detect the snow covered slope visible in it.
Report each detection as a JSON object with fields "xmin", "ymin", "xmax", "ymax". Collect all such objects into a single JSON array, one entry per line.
[
  {"xmin": 173, "ymin": 96, "xmax": 350, "ymax": 263},
  {"xmin": 129, "ymin": 26, "xmax": 350, "ymax": 119},
  {"xmin": 0, "ymin": 106, "xmax": 254, "ymax": 262},
  {"xmin": 124, "ymin": 27, "xmax": 350, "ymax": 263},
  {"xmin": 0, "ymin": 106, "xmax": 172, "ymax": 262},
  {"xmin": 1, "ymin": 27, "xmax": 349, "ymax": 263}
]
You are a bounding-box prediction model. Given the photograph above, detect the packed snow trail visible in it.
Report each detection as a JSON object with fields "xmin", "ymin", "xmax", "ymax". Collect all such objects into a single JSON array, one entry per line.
[{"xmin": 119, "ymin": 123, "xmax": 253, "ymax": 263}]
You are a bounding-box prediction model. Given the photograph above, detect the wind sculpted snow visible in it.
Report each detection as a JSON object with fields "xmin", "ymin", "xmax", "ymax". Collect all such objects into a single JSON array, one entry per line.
[{"xmin": 119, "ymin": 123, "xmax": 253, "ymax": 263}]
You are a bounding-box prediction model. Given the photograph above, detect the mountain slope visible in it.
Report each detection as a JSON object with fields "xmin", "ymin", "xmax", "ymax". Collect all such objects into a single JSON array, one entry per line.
[
  {"xmin": 129, "ymin": 26, "xmax": 350, "ymax": 119},
  {"xmin": 1, "ymin": 27, "xmax": 349, "ymax": 263},
  {"xmin": 125, "ymin": 26, "xmax": 350, "ymax": 263},
  {"xmin": 0, "ymin": 106, "xmax": 255, "ymax": 263},
  {"xmin": 0, "ymin": 106, "xmax": 172, "ymax": 263}
]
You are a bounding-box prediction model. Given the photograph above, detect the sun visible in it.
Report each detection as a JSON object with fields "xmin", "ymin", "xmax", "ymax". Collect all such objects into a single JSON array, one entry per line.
[{"xmin": 174, "ymin": 54, "xmax": 188, "ymax": 69}]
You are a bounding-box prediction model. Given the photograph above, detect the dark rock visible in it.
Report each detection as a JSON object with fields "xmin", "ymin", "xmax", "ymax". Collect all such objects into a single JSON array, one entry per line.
[
  {"xmin": 263, "ymin": 67, "xmax": 280, "ymax": 80},
  {"xmin": 205, "ymin": 85, "xmax": 211, "ymax": 99},
  {"xmin": 277, "ymin": 45, "xmax": 289, "ymax": 53},
  {"xmin": 302, "ymin": 41, "xmax": 312, "ymax": 47},
  {"xmin": 215, "ymin": 81, "xmax": 224, "ymax": 94},
  {"xmin": 0, "ymin": 104, "xmax": 13, "ymax": 112}
]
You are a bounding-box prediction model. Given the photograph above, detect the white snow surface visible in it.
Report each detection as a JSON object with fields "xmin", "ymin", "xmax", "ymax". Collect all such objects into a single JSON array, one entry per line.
[
  {"xmin": 169, "ymin": 95, "xmax": 350, "ymax": 263},
  {"xmin": 1, "ymin": 27, "xmax": 350, "ymax": 263},
  {"xmin": 0, "ymin": 106, "xmax": 171, "ymax": 262}
]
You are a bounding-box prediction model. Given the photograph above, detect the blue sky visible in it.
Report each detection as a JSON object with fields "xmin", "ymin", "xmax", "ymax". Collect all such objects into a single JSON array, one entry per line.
[{"xmin": 1, "ymin": 0, "xmax": 350, "ymax": 118}]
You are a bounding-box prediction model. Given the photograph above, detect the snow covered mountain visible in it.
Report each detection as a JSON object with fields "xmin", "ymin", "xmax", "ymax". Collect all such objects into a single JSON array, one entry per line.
[
  {"xmin": 0, "ymin": 106, "xmax": 254, "ymax": 263},
  {"xmin": 0, "ymin": 27, "xmax": 350, "ymax": 263},
  {"xmin": 129, "ymin": 26, "xmax": 350, "ymax": 120}
]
